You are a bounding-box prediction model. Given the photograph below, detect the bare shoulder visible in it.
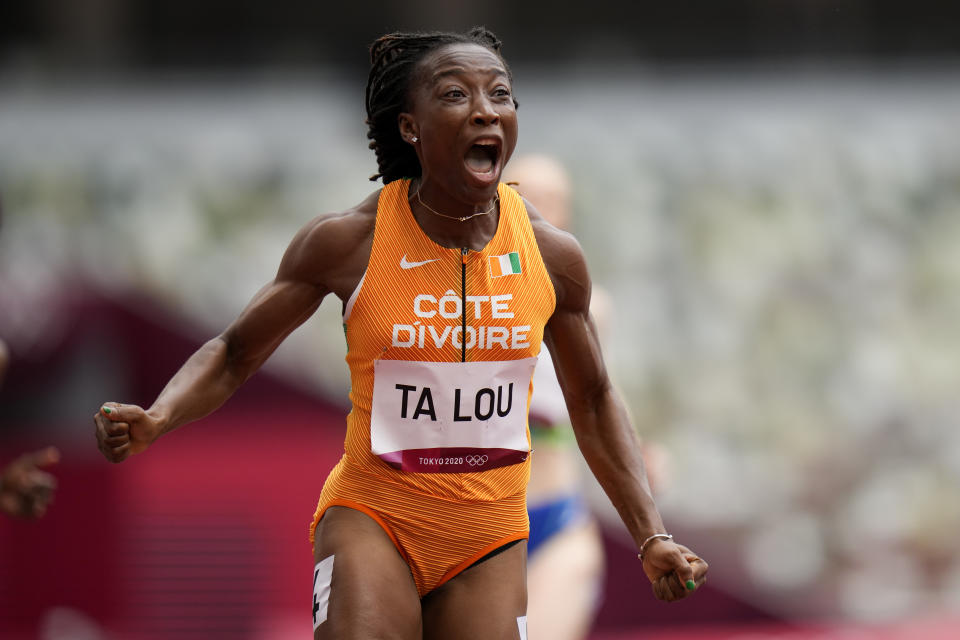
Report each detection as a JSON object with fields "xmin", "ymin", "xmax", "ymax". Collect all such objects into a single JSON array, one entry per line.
[
  {"xmin": 525, "ymin": 197, "xmax": 591, "ymax": 314},
  {"xmin": 280, "ymin": 189, "xmax": 380, "ymax": 300},
  {"xmin": 291, "ymin": 190, "xmax": 378, "ymax": 259}
]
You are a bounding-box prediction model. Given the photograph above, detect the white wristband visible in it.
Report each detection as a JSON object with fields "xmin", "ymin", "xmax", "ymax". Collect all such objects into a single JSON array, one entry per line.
[{"xmin": 637, "ymin": 533, "xmax": 673, "ymax": 560}]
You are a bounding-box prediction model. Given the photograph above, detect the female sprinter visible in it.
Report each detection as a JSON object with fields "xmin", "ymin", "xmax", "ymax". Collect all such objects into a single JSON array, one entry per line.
[{"xmin": 94, "ymin": 27, "xmax": 707, "ymax": 640}]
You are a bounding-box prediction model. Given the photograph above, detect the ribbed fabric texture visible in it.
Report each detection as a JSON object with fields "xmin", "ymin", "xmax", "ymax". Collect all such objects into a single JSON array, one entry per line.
[{"xmin": 312, "ymin": 180, "xmax": 556, "ymax": 595}]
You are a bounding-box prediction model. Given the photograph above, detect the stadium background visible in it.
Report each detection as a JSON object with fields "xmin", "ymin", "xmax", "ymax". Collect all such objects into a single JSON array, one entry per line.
[{"xmin": 2, "ymin": 1, "xmax": 960, "ymax": 638}]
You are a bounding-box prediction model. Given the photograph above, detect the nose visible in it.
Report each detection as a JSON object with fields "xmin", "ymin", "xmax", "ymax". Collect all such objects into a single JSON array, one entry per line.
[{"xmin": 471, "ymin": 95, "xmax": 500, "ymax": 126}]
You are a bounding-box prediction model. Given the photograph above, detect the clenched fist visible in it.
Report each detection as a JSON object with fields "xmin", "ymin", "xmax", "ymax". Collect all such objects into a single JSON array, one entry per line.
[{"xmin": 93, "ymin": 403, "xmax": 160, "ymax": 463}]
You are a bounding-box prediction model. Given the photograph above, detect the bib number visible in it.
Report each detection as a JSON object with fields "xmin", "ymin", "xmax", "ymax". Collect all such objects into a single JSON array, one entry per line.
[{"xmin": 371, "ymin": 358, "xmax": 536, "ymax": 473}]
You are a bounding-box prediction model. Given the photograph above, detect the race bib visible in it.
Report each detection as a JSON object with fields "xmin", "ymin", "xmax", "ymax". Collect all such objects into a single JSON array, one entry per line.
[{"xmin": 371, "ymin": 357, "xmax": 537, "ymax": 473}]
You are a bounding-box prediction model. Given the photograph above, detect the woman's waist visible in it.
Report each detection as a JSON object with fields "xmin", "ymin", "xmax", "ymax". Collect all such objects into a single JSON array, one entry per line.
[{"xmin": 335, "ymin": 445, "xmax": 530, "ymax": 504}]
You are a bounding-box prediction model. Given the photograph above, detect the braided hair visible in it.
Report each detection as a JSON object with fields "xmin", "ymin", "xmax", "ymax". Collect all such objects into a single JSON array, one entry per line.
[{"xmin": 364, "ymin": 26, "xmax": 515, "ymax": 184}]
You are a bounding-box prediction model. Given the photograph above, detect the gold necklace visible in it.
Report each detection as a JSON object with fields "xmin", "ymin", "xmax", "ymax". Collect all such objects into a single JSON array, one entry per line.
[{"xmin": 415, "ymin": 189, "xmax": 499, "ymax": 222}]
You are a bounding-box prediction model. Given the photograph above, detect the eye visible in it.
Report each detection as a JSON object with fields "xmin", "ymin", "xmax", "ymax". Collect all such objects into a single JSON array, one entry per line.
[
  {"xmin": 443, "ymin": 88, "xmax": 466, "ymax": 99},
  {"xmin": 492, "ymin": 86, "xmax": 512, "ymax": 99}
]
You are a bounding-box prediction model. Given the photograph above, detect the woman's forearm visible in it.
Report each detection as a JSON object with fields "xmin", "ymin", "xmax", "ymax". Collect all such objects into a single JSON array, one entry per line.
[
  {"xmin": 146, "ymin": 336, "xmax": 249, "ymax": 437},
  {"xmin": 571, "ymin": 389, "xmax": 666, "ymax": 548}
]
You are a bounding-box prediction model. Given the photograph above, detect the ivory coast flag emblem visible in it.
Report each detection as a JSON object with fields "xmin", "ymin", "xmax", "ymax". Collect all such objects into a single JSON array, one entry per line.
[{"xmin": 490, "ymin": 251, "xmax": 522, "ymax": 278}]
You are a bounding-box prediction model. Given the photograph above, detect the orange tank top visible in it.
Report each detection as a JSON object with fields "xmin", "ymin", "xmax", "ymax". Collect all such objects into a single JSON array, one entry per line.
[{"xmin": 340, "ymin": 179, "xmax": 556, "ymax": 502}]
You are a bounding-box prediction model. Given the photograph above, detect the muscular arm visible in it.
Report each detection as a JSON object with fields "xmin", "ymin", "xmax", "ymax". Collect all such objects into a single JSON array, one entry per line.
[
  {"xmin": 532, "ymin": 207, "xmax": 706, "ymax": 600},
  {"xmin": 95, "ymin": 197, "xmax": 377, "ymax": 461},
  {"xmin": 146, "ymin": 264, "xmax": 326, "ymax": 436}
]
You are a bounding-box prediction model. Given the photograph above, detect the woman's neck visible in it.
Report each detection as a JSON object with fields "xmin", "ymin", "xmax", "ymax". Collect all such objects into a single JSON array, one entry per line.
[{"xmin": 408, "ymin": 180, "xmax": 500, "ymax": 251}]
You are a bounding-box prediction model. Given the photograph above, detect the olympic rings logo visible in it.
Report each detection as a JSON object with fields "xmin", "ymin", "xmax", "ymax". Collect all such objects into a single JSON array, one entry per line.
[{"xmin": 465, "ymin": 454, "xmax": 489, "ymax": 467}]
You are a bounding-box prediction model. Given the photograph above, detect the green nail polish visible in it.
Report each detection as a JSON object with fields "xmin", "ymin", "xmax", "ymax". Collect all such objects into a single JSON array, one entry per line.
[
  {"xmin": 102, "ymin": 406, "xmax": 112, "ymax": 414},
  {"xmin": 686, "ymin": 580, "xmax": 696, "ymax": 591}
]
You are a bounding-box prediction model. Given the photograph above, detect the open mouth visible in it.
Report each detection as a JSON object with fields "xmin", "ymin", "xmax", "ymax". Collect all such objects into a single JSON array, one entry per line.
[{"xmin": 464, "ymin": 143, "xmax": 500, "ymax": 175}]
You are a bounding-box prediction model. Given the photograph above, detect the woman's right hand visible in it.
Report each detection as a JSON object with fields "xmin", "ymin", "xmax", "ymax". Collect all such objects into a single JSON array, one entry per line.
[{"xmin": 93, "ymin": 403, "xmax": 161, "ymax": 463}]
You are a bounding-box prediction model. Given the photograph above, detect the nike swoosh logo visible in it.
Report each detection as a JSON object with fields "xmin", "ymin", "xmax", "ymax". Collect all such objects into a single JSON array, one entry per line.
[{"xmin": 400, "ymin": 255, "xmax": 440, "ymax": 269}]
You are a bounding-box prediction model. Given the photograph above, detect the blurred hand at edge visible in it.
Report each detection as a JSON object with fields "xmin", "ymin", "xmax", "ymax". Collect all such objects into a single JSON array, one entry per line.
[{"xmin": 0, "ymin": 446, "xmax": 61, "ymax": 519}]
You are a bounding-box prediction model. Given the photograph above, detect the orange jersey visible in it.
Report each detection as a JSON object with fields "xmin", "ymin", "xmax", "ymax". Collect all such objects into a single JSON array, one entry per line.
[{"xmin": 312, "ymin": 179, "xmax": 556, "ymax": 594}]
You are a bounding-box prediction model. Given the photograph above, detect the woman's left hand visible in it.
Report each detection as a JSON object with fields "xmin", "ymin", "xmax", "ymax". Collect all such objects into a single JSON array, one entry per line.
[{"xmin": 641, "ymin": 541, "xmax": 708, "ymax": 602}]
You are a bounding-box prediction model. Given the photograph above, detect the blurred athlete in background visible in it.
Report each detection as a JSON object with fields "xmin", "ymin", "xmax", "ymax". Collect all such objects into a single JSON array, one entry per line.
[
  {"xmin": 0, "ymin": 201, "xmax": 60, "ymax": 520},
  {"xmin": 509, "ymin": 154, "xmax": 674, "ymax": 640},
  {"xmin": 506, "ymin": 155, "xmax": 606, "ymax": 640}
]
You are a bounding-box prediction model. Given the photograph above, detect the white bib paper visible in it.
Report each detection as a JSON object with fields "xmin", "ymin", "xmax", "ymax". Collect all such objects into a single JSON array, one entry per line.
[{"xmin": 371, "ymin": 357, "xmax": 537, "ymax": 472}]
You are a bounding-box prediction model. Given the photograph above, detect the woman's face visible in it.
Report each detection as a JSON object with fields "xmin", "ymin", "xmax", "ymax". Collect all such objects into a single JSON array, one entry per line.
[{"xmin": 399, "ymin": 43, "xmax": 518, "ymax": 205}]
